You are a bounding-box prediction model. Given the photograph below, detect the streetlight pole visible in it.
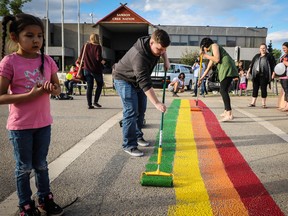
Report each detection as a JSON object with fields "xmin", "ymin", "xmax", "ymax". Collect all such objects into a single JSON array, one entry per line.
[
  {"xmin": 89, "ymin": 13, "xmax": 94, "ymax": 23},
  {"xmin": 61, "ymin": 0, "xmax": 65, "ymax": 72},
  {"xmin": 77, "ymin": 0, "xmax": 80, "ymax": 56}
]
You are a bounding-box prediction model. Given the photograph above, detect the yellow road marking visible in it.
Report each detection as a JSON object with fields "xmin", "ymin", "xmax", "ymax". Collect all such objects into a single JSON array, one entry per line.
[{"xmin": 168, "ymin": 99, "xmax": 213, "ymax": 216}]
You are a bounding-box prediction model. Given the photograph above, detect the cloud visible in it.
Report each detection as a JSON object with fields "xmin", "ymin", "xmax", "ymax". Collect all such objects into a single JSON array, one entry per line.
[
  {"xmin": 131, "ymin": 0, "xmax": 282, "ymax": 27},
  {"xmin": 267, "ymin": 31, "xmax": 288, "ymax": 45}
]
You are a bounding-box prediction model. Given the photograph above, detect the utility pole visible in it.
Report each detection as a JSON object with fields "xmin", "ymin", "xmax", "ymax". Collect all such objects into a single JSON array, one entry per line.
[{"xmin": 61, "ymin": 0, "xmax": 64, "ymax": 72}]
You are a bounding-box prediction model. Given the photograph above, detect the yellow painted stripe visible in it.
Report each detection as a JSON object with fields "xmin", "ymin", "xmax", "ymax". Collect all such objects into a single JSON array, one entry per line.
[
  {"xmin": 191, "ymin": 101, "xmax": 249, "ymax": 215},
  {"xmin": 168, "ymin": 99, "xmax": 213, "ymax": 216}
]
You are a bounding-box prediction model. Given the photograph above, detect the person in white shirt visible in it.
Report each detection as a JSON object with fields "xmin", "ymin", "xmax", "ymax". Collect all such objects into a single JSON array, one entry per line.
[
  {"xmin": 192, "ymin": 58, "xmax": 206, "ymax": 96},
  {"xmin": 168, "ymin": 72, "xmax": 185, "ymax": 97}
]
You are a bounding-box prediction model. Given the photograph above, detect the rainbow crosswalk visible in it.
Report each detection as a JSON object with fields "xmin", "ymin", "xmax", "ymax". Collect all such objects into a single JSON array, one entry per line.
[{"xmin": 150, "ymin": 99, "xmax": 284, "ymax": 215}]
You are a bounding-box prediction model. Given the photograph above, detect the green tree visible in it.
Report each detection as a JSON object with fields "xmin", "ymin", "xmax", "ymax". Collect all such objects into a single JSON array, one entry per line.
[
  {"xmin": 180, "ymin": 48, "xmax": 198, "ymax": 66},
  {"xmin": 0, "ymin": 0, "xmax": 31, "ymax": 16},
  {"xmin": 272, "ymin": 48, "xmax": 282, "ymax": 61},
  {"xmin": 267, "ymin": 40, "xmax": 273, "ymax": 54}
]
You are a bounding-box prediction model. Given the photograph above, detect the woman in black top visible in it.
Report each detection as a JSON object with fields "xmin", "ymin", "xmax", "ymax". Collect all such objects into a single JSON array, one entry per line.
[{"xmin": 247, "ymin": 43, "xmax": 276, "ymax": 108}]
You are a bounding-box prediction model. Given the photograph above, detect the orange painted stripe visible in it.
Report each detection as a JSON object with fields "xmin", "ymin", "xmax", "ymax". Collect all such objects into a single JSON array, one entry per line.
[
  {"xmin": 190, "ymin": 99, "xmax": 249, "ymax": 215},
  {"xmin": 198, "ymin": 99, "xmax": 284, "ymax": 215}
]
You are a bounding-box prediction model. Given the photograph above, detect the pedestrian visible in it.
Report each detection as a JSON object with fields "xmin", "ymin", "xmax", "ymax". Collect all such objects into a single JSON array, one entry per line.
[
  {"xmin": 276, "ymin": 42, "xmax": 288, "ymax": 111},
  {"xmin": 113, "ymin": 29, "xmax": 170, "ymax": 157},
  {"xmin": 191, "ymin": 58, "xmax": 205, "ymax": 96},
  {"xmin": 77, "ymin": 33, "xmax": 105, "ymax": 109},
  {"xmin": 168, "ymin": 72, "xmax": 185, "ymax": 97},
  {"xmin": 238, "ymin": 69, "xmax": 247, "ymax": 96},
  {"xmin": 200, "ymin": 74, "xmax": 208, "ymax": 97},
  {"xmin": 247, "ymin": 43, "xmax": 276, "ymax": 108},
  {"xmin": 0, "ymin": 14, "xmax": 64, "ymax": 215},
  {"xmin": 198, "ymin": 37, "xmax": 238, "ymax": 122}
]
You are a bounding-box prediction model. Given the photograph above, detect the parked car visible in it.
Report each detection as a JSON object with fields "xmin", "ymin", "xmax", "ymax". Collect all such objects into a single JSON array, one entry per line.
[{"xmin": 151, "ymin": 63, "xmax": 193, "ymax": 90}]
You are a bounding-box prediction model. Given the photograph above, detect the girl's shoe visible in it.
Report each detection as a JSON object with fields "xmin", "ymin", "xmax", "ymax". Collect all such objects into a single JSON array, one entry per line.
[
  {"xmin": 38, "ymin": 193, "xmax": 64, "ymax": 216},
  {"xmin": 19, "ymin": 201, "xmax": 40, "ymax": 216}
]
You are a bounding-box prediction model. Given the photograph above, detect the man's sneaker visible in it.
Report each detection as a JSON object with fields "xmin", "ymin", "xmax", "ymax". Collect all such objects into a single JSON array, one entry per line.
[
  {"xmin": 19, "ymin": 201, "xmax": 40, "ymax": 216},
  {"xmin": 38, "ymin": 193, "xmax": 64, "ymax": 216},
  {"xmin": 124, "ymin": 147, "xmax": 144, "ymax": 157},
  {"xmin": 137, "ymin": 138, "xmax": 150, "ymax": 147}
]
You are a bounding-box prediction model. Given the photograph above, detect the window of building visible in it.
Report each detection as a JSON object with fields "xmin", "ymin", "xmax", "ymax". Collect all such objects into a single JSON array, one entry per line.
[
  {"xmin": 180, "ymin": 35, "xmax": 188, "ymax": 45},
  {"xmin": 210, "ymin": 36, "xmax": 218, "ymax": 43},
  {"xmin": 226, "ymin": 36, "xmax": 236, "ymax": 47},
  {"xmin": 170, "ymin": 35, "xmax": 181, "ymax": 45},
  {"xmin": 218, "ymin": 37, "xmax": 226, "ymax": 46},
  {"xmin": 189, "ymin": 36, "xmax": 199, "ymax": 46}
]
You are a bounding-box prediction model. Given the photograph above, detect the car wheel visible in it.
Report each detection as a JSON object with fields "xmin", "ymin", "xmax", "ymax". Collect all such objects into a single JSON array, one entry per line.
[{"xmin": 187, "ymin": 80, "xmax": 192, "ymax": 90}]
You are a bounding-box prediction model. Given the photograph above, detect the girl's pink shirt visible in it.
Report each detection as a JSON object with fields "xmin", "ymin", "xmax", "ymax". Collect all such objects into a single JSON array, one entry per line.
[{"xmin": 0, "ymin": 53, "xmax": 59, "ymax": 130}]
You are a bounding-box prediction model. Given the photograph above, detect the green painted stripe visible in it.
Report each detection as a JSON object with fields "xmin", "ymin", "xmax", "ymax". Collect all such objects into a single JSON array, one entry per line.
[{"xmin": 141, "ymin": 99, "xmax": 180, "ymax": 183}]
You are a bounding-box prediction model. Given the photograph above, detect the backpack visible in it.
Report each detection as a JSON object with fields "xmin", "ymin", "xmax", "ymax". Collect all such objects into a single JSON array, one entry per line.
[{"xmin": 50, "ymin": 93, "xmax": 73, "ymax": 100}]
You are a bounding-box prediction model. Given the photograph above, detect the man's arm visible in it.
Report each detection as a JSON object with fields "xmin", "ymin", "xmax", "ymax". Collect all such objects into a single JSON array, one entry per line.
[
  {"xmin": 162, "ymin": 52, "xmax": 170, "ymax": 71},
  {"xmin": 144, "ymin": 87, "xmax": 166, "ymax": 113}
]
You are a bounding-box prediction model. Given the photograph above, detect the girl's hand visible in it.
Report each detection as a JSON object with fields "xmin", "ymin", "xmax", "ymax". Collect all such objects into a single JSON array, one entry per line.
[
  {"xmin": 42, "ymin": 81, "xmax": 61, "ymax": 95},
  {"xmin": 42, "ymin": 81, "xmax": 54, "ymax": 94},
  {"xmin": 29, "ymin": 83, "xmax": 45, "ymax": 97}
]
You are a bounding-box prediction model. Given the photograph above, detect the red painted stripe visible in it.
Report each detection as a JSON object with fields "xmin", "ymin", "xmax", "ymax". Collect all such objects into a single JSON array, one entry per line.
[{"xmin": 197, "ymin": 100, "xmax": 285, "ymax": 215}]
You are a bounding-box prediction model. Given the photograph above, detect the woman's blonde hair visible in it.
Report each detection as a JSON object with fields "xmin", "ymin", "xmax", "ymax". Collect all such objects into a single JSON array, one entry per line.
[{"xmin": 89, "ymin": 33, "xmax": 100, "ymax": 45}]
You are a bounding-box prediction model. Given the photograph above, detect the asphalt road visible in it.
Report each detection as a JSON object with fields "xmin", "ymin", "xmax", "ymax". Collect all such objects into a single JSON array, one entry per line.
[{"xmin": 0, "ymin": 89, "xmax": 288, "ymax": 215}]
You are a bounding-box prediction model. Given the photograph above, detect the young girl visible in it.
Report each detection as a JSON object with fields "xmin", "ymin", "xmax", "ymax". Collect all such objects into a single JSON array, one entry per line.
[
  {"xmin": 0, "ymin": 14, "xmax": 63, "ymax": 216},
  {"xmin": 238, "ymin": 69, "xmax": 247, "ymax": 96}
]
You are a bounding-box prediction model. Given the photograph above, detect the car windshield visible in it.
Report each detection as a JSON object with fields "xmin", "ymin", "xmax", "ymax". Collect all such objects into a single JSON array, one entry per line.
[{"xmin": 153, "ymin": 64, "xmax": 175, "ymax": 73}]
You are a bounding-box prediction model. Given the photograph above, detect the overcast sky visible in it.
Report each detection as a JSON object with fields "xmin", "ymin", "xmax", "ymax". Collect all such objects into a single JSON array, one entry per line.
[{"xmin": 22, "ymin": 0, "xmax": 287, "ymax": 50}]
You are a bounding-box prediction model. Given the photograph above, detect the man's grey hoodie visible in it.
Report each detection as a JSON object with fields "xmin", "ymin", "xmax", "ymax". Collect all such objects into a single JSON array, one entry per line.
[{"xmin": 112, "ymin": 36, "xmax": 159, "ymax": 92}]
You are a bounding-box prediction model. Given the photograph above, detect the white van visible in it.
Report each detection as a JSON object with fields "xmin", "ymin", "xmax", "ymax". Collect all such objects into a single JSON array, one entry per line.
[{"xmin": 150, "ymin": 63, "xmax": 193, "ymax": 90}]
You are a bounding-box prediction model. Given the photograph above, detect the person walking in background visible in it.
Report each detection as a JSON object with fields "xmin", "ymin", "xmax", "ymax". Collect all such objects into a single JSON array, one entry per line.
[
  {"xmin": 247, "ymin": 43, "xmax": 276, "ymax": 108},
  {"xmin": 0, "ymin": 13, "xmax": 63, "ymax": 216},
  {"xmin": 198, "ymin": 37, "xmax": 238, "ymax": 122},
  {"xmin": 113, "ymin": 29, "xmax": 170, "ymax": 157},
  {"xmin": 77, "ymin": 33, "xmax": 105, "ymax": 109},
  {"xmin": 192, "ymin": 58, "xmax": 205, "ymax": 96},
  {"xmin": 277, "ymin": 42, "xmax": 288, "ymax": 111},
  {"xmin": 168, "ymin": 72, "xmax": 185, "ymax": 97}
]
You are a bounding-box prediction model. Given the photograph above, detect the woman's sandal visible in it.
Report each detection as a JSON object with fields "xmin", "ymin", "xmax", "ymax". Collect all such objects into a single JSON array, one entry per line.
[
  {"xmin": 262, "ymin": 105, "xmax": 267, "ymax": 109},
  {"xmin": 248, "ymin": 104, "xmax": 255, "ymax": 107}
]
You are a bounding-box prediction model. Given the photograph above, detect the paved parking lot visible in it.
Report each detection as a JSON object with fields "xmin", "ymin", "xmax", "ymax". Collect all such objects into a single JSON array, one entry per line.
[{"xmin": 0, "ymin": 89, "xmax": 287, "ymax": 215}]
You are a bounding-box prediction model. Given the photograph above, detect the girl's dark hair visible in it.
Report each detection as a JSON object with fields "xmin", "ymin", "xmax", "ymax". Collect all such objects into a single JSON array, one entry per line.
[
  {"xmin": 200, "ymin": 37, "xmax": 214, "ymax": 49},
  {"xmin": 282, "ymin": 42, "xmax": 288, "ymax": 48},
  {"xmin": 178, "ymin": 72, "xmax": 185, "ymax": 79},
  {"xmin": 1, "ymin": 13, "xmax": 45, "ymax": 74}
]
